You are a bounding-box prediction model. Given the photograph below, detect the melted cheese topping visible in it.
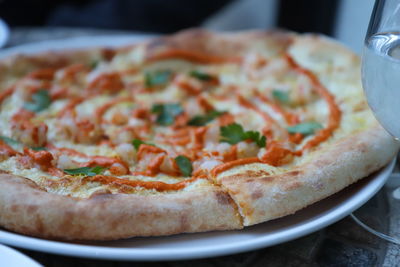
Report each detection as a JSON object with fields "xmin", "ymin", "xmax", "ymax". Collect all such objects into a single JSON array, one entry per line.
[{"xmin": 0, "ymin": 36, "xmax": 376, "ymax": 198}]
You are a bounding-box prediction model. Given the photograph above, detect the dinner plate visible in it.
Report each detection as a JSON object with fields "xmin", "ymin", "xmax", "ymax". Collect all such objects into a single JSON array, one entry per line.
[
  {"xmin": 0, "ymin": 244, "xmax": 41, "ymax": 267},
  {"xmin": 0, "ymin": 18, "xmax": 10, "ymax": 48},
  {"xmin": 0, "ymin": 36, "xmax": 395, "ymax": 261}
]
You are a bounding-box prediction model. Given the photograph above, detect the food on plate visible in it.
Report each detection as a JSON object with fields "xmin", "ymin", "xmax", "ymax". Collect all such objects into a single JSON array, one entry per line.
[{"xmin": 0, "ymin": 29, "xmax": 397, "ymax": 240}]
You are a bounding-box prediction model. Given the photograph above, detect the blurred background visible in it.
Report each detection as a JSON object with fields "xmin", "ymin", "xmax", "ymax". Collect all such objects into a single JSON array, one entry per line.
[{"xmin": 0, "ymin": 0, "xmax": 375, "ymax": 53}]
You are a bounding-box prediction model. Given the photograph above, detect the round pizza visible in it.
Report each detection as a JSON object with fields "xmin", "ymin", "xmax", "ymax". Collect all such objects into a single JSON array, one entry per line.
[{"xmin": 0, "ymin": 29, "xmax": 397, "ymax": 240}]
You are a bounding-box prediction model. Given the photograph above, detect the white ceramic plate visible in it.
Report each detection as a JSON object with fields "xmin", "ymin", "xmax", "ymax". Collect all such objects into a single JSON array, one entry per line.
[
  {"xmin": 0, "ymin": 18, "xmax": 10, "ymax": 48},
  {"xmin": 0, "ymin": 36, "xmax": 395, "ymax": 261},
  {"xmin": 0, "ymin": 160, "xmax": 393, "ymax": 261},
  {"xmin": 0, "ymin": 244, "xmax": 41, "ymax": 267},
  {"xmin": 0, "ymin": 34, "xmax": 153, "ymax": 58}
]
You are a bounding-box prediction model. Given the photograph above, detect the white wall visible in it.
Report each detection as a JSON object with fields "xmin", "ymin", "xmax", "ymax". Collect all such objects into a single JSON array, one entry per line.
[
  {"xmin": 203, "ymin": 0, "xmax": 277, "ymax": 31},
  {"xmin": 334, "ymin": 0, "xmax": 375, "ymax": 54}
]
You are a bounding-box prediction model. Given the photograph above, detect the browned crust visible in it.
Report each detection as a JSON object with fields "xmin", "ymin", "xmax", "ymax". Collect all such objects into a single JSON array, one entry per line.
[
  {"xmin": 0, "ymin": 173, "xmax": 242, "ymax": 240},
  {"xmin": 0, "ymin": 29, "xmax": 397, "ymax": 240},
  {"xmin": 218, "ymin": 125, "xmax": 398, "ymax": 225}
]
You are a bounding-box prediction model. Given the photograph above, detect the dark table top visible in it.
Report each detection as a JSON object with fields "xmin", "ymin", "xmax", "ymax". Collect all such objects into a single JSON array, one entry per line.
[{"xmin": 1, "ymin": 27, "xmax": 400, "ymax": 267}]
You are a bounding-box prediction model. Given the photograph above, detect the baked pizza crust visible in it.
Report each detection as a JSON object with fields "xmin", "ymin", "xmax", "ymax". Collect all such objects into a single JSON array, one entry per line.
[
  {"xmin": 0, "ymin": 172, "xmax": 242, "ymax": 240},
  {"xmin": 216, "ymin": 125, "xmax": 397, "ymax": 225},
  {"xmin": 0, "ymin": 29, "xmax": 398, "ymax": 240}
]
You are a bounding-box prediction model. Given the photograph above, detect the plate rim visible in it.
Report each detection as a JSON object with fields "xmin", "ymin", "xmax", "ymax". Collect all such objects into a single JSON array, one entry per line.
[
  {"xmin": 0, "ymin": 35, "xmax": 395, "ymax": 261},
  {"xmin": 0, "ymin": 244, "xmax": 41, "ymax": 267}
]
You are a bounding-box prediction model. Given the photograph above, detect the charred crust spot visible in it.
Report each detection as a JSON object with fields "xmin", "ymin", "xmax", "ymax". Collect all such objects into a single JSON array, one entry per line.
[
  {"xmin": 215, "ymin": 191, "xmax": 231, "ymax": 206},
  {"xmin": 27, "ymin": 205, "xmax": 38, "ymax": 213},
  {"xmin": 34, "ymin": 215, "xmax": 44, "ymax": 233},
  {"xmin": 251, "ymin": 189, "xmax": 263, "ymax": 200},
  {"xmin": 180, "ymin": 214, "xmax": 189, "ymax": 230},
  {"xmin": 285, "ymin": 170, "xmax": 302, "ymax": 177},
  {"xmin": 357, "ymin": 143, "xmax": 369, "ymax": 153},
  {"xmin": 10, "ymin": 204, "xmax": 19, "ymax": 212},
  {"xmin": 284, "ymin": 181, "xmax": 302, "ymax": 191}
]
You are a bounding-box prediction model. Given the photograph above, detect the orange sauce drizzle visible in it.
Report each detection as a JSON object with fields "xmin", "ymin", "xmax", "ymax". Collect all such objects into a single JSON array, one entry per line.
[
  {"xmin": 196, "ymin": 95, "xmax": 214, "ymax": 112},
  {"xmin": 254, "ymin": 90, "xmax": 300, "ymax": 125},
  {"xmin": 284, "ymin": 54, "xmax": 341, "ymax": 150},
  {"xmin": 3, "ymin": 49, "xmax": 342, "ymax": 191},
  {"xmin": 0, "ymin": 86, "xmax": 15, "ymax": 105},
  {"xmin": 57, "ymin": 97, "xmax": 85, "ymax": 118},
  {"xmin": 236, "ymin": 94, "xmax": 275, "ymax": 124},
  {"xmin": 26, "ymin": 68, "xmax": 56, "ymax": 80},
  {"xmin": 87, "ymin": 175, "xmax": 200, "ymax": 192},
  {"xmin": 211, "ymin": 157, "xmax": 260, "ymax": 177},
  {"xmin": 95, "ymin": 97, "xmax": 132, "ymax": 122},
  {"xmin": 147, "ymin": 49, "xmax": 241, "ymax": 64},
  {"xmin": 0, "ymin": 141, "xmax": 19, "ymax": 156}
]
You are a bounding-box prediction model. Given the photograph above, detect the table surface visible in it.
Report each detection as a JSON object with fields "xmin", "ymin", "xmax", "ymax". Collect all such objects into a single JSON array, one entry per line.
[{"xmin": 2, "ymin": 27, "xmax": 400, "ymax": 267}]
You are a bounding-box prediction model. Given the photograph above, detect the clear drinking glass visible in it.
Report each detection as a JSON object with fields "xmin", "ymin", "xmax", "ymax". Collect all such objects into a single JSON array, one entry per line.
[{"xmin": 351, "ymin": 0, "xmax": 400, "ymax": 244}]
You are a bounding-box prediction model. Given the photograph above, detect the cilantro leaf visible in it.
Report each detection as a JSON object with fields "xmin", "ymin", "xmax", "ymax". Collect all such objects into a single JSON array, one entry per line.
[
  {"xmin": 64, "ymin": 166, "xmax": 106, "ymax": 177},
  {"xmin": 0, "ymin": 136, "xmax": 49, "ymax": 151},
  {"xmin": 132, "ymin": 139, "xmax": 155, "ymax": 150},
  {"xmin": 174, "ymin": 155, "xmax": 193, "ymax": 177},
  {"xmin": 272, "ymin": 90, "xmax": 290, "ymax": 104},
  {"xmin": 24, "ymin": 90, "xmax": 51, "ymax": 112},
  {"xmin": 189, "ymin": 70, "xmax": 214, "ymax": 81},
  {"xmin": 151, "ymin": 103, "xmax": 183, "ymax": 126},
  {"xmin": 90, "ymin": 59, "xmax": 100, "ymax": 69},
  {"xmin": 220, "ymin": 123, "xmax": 266, "ymax": 147},
  {"xmin": 31, "ymin": 146, "xmax": 47, "ymax": 151},
  {"xmin": 243, "ymin": 131, "xmax": 267, "ymax": 147},
  {"xmin": 287, "ymin": 122, "xmax": 323, "ymax": 136},
  {"xmin": 188, "ymin": 110, "xmax": 225, "ymax": 126},
  {"xmin": 220, "ymin": 123, "xmax": 246, "ymax": 145},
  {"xmin": 0, "ymin": 136, "xmax": 20, "ymax": 148},
  {"xmin": 145, "ymin": 70, "xmax": 172, "ymax": 88}
]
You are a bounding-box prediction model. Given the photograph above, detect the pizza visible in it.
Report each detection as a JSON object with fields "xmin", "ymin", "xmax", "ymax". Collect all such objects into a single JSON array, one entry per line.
[{"xmin": 0, "ymin": 29, "xmax": 397, "ymax": 240}]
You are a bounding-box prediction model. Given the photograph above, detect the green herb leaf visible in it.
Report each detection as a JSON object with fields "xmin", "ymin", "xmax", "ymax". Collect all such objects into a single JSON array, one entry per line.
[
  {"xmin": 187, "ymin": 110, "xmax": 225, "ymax": 126},
  {"xmin": 145, "ymin": 70, "xmax": 172, "ymax": 88},
  {"xmin": 64, "ymin": 166, "xmax": 107, "ymax": 177},
  {"xmin": 220, "ymin": 123, "xmax": 266, "ymax": 147},
  {"xmin": 31, "ymin": 146, "xmax": 47, "ymax": 151},
  {"xmin": 220, "ymin": 123, "xmax": 246, "ymax": 145},
  {"xmin": 174, "ymin": 155, "xmax": 193, "ymax": 177},
  {"xmin": 0, "ymin": 136, "xmax": 20, "ymax": 147},
  {"xmin": 287, "ymin": 122, "xmax": 323, "ymax": 136},
  {"xmin": 90, "ymin": 59, "xmax": 100, "ymax": 69},
  {"xmin": 132, "ymin": 139, "xmax": 156, "ymax": 150},
  {"xmin": 243, "ymin": 131, "xmax": 267, "ymax": 147},
  {"xmin": 189, "ymin": 70, "xmax": 214, "ymax": 81},
  {"xmin": 151, "ymin": 103, "xmax": 183, "ymax": 126},
  {"xmin": 24, "ymin": 90, "xmax": 51, "ymax": 112},
  {"xmin": 272, "ymin": 90, "xmax": 290, "ymax": 104}
]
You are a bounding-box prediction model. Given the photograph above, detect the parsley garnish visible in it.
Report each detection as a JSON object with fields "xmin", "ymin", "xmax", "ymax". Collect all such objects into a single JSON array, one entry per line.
[
  {"xmin": 24, "ymin": 90, "xmax": 51, "ymax": 112},
  {"xmin": 151, "ymin": 103, "xmax": 183, "ymax": 126},
  {"xmin": 174, "ymin": 155, "xmax": 193, "ymax": 177},
  {"xmin": 187, "ymin": 110, "xmax": 225, "ymax": 126},
  {"xmin": 64, "ymin": 166, "xmax": 106, "ymax": 176},
  {"xmin": 145, "ymin": 70, "xmax": 172, "ymax": 88},
  {"xmin": 132, "ymin": 139, "xmax": 156, "ymax": 150},
  {"xmin": 0, "ymin": 136, "xmax": 20, "ymax": 148},
  {"xmin": 90, "ymin": 59, "xmax": 100, "ymax": 69},
  {"xmin": 31, "ymin": 146, "xmax": 47, "ymax": 151},
  {"xmin": 287, "ymin": 122, "xmax": 323, "ymax": 136},
  {"xmin": 189, "ymin": 70, "xmax": 214, "ymax": 81},
  {"xmin": 272, "ymin": 90, "xmax": 290, "ymax": 104},
  {"xmin": 0, "ymin": 135, "xmax": 48, "ymax": 151},
  {"xmin": 220, "ymin": 123, "xmax": 266, "ymax": 147}
]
